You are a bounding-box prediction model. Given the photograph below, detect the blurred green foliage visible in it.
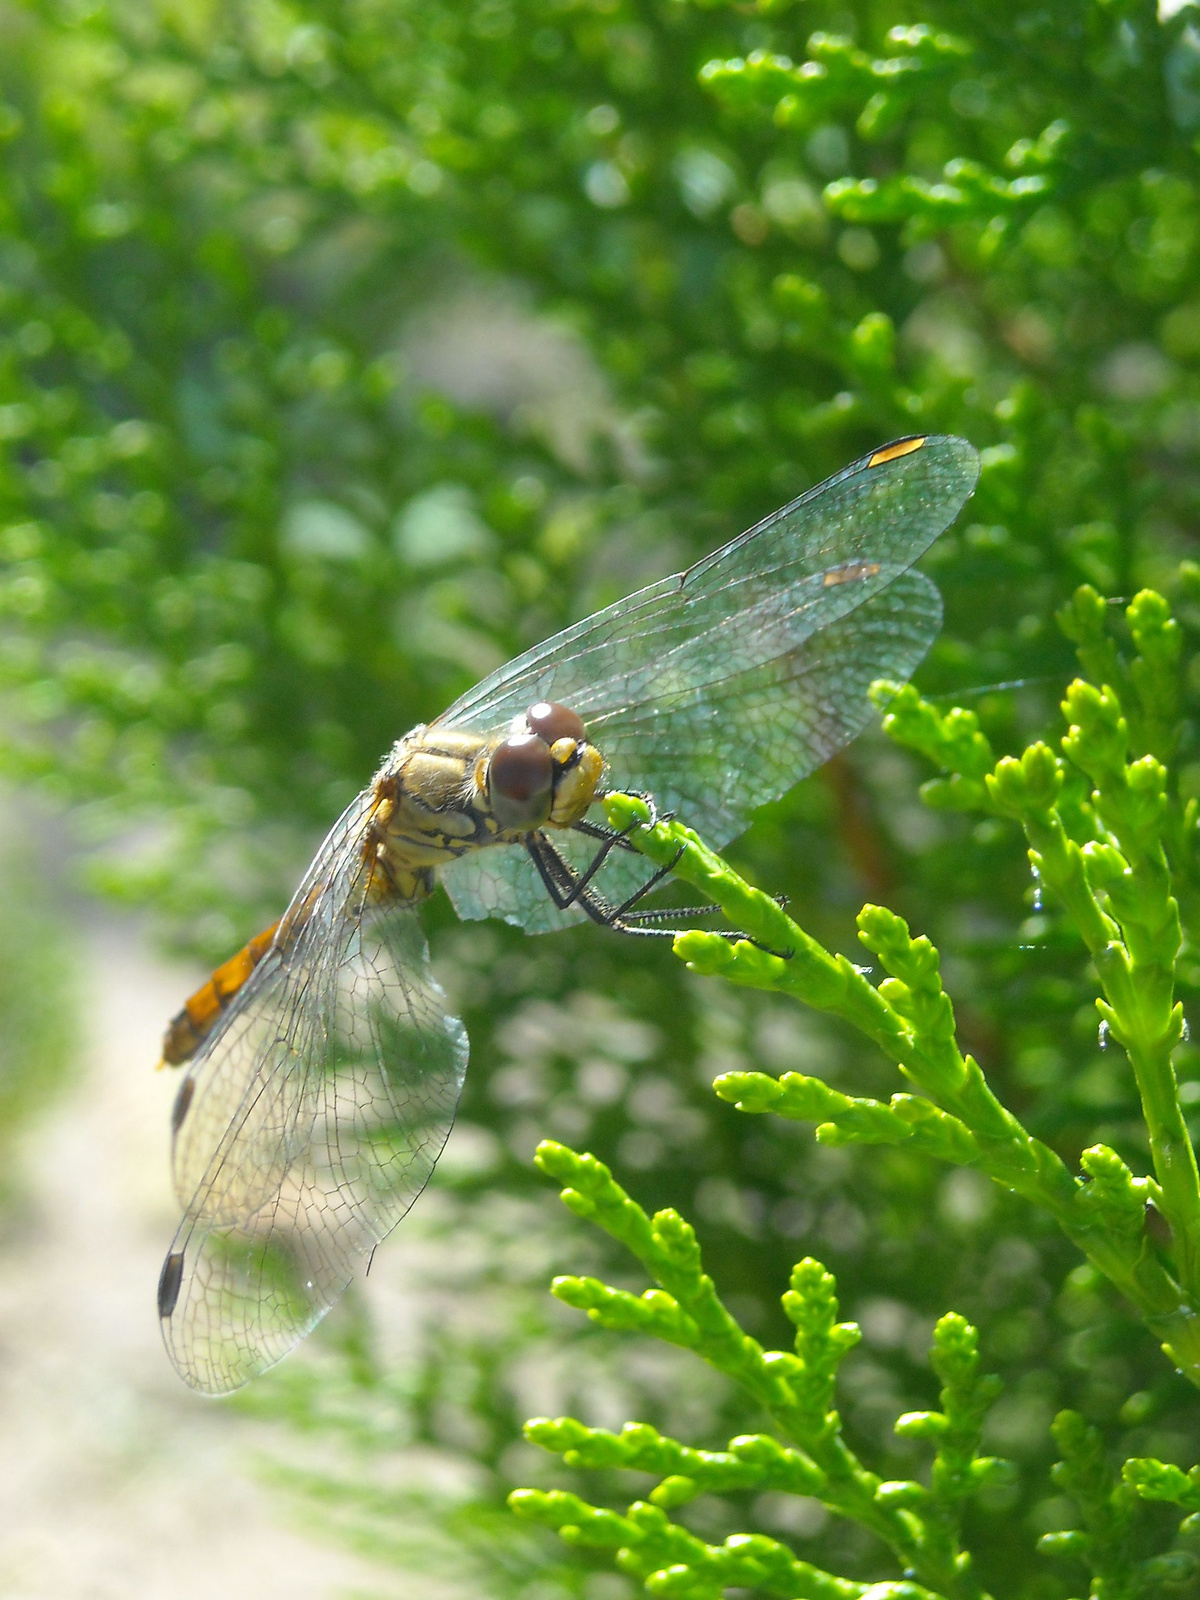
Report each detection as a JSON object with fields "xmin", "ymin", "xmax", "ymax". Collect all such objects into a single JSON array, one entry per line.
[{"xmin": 6, "ymin": 0, "xmax": 1200, "ymax": 1592}]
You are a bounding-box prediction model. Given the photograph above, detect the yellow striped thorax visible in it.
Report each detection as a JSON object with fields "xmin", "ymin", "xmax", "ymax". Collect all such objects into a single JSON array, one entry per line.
[{"xmin": 370, "ymin": 699, "xmax": 604, "ymax": 890}]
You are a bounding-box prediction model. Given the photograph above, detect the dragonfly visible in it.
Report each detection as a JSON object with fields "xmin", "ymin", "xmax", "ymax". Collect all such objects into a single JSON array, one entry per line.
[{"xmin": 157, "ymin": 432, "xmax": 979, "ymax": 1395}]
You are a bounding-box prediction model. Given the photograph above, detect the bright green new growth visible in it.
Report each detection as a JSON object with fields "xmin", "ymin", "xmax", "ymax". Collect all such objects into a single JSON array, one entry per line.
[
  {"xmin": 514, "ymin": 573, "xmax": 1200, "ymax": 1595},
  {"xmin": 513, "ymin": 1143, "xmax": 1001, "ymax": 1599},
  {"xmin": 601, "ymin": 574, "xmax": 1200, "ymax": 1385}
]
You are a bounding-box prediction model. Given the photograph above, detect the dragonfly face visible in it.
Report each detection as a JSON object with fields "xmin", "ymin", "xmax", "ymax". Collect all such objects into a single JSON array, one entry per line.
[{"xmin": 157, "ymin": 433, "xmax": 981, "ymax": 1395}]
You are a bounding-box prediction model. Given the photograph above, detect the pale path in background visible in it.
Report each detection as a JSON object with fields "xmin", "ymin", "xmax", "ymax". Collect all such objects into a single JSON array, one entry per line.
[{"xmin": 0, "ymin": 915, "xmax": 422, "ymax": 1600}]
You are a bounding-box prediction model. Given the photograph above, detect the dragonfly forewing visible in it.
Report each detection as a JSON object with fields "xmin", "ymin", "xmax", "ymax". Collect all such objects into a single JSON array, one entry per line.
[
  {"xmin": 436, "ymin": 436, "xmax": 974, "ymax": 933},
  {"xmin": 437, "ymin": 435, "xmax": 974, "ymax": 738},
  {"xmin": 440, "ymin": 564, "xmax": 944, "ymax": 931}
]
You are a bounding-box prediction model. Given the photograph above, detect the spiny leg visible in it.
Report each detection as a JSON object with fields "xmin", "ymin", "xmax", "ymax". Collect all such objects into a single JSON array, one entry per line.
[
  {"xmin": 556, "ymin": 817, "xmax": 643, "ymax": 896},
  {"xmin": 590, "ymin": 831, "xmax": 795, "ymax": 943},
  {"xmin": 526, "ymin": 833, "xmax": 737, "ymax": 940},
  {"xmin": 529, "ymin": 832, "xmax": 796, "ymax": 957},
  {"xmin": 579, "ymin": 810, "xmax": 794, "ymax": 920},
  {"xmin": 571, "ymin": 817, "xmax": 641, "ymax": 856},
  {"xmin": 616, "ymin": 902, "xmax": 722, "ymax": 925},
  {"xmin": 530, "ymin": 803, "xmax": 675, "ymax": 910},
  {"xmin": 532, "ymin": 826, "xmax": 683, "ymax": 914},
  {"xmin": 526, "ymin": 833, "xmax": 674, "ymax": 937}
]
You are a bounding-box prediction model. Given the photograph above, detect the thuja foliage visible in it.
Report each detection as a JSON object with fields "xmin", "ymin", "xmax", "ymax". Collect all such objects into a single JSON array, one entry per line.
[
  {"xmin": 515, "ymin": 1145, "xmax": 1009, "ymax": 1600},
  {"xmin": 506, "ymin": 577, "xmax": 1200, "ymax": 1598},
  {"xmin": 8, "ymin": 0, "xmax": 1200, "ymax": 1593}
]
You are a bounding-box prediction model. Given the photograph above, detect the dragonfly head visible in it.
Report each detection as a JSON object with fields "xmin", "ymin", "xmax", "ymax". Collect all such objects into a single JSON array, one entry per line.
[{"xmin": 486, "ymin": 700, "xmax": 602, "ymax": 831}]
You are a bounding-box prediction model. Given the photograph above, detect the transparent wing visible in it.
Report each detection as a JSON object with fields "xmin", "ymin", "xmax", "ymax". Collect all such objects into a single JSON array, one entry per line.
[
  {"xmin": 441, "ymin": 570, "xmax": 940, "ymax": 931},
  {"xmin": 161, "ymin": 792, "xmax": 469, "ymax": 1395},
  {"xmin": 438, "ymin": 436, "xmax": 977, "ymax": 930}
]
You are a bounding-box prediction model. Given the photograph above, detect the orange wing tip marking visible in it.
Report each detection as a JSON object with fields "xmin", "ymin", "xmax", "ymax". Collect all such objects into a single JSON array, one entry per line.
[{"xmin": 868, "ymin": 436, "xmax": 926, "ymax": 467}]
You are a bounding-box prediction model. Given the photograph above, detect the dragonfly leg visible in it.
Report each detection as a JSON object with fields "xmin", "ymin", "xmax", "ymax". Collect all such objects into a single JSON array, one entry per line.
[
  {"xmin": 609, "ymin": 848, "xmax": 688, "ymax": 915},
  {"xmin": 526, "ymin": 835, "xmax": 731, "ymax": 940},
  {"xmin": 613, "ymin": 861, "xmax": 770, "ymax": 940},
  {"xmin": 525, "ymin": 831, "xmax": 585, "ymax": 910},
  {"xmin": 576, "ymin": 821, "xmax": 787, "ymax": 911},
  {"xmin": 527, "ymin": 835, "xmax": 795, "ymax": 955},
  {"xmin": 573, "ymin": 831, "xmax": 681, "ymax": 911},
  {"xmin": 571, "ymin": 816, "xmax": 641, "ymax": 856},
  {"xmin": 565, "ymin": 815, "xmax": 645, "ymax": 873},
  {"xmin": 616, "ymin": 862, "xmax": 795, "ymax": 955},
  {"xmin": 621, "ymin": 903, "xmax": 793, "ymax": 954},
  {"xmin": 525, "ymin": 833, "xmax": 674, "ymax": 938},
  {"xmin": 539, "ymin": 806, "xmax": 666, "ymax": 906},
  {"xmin": 618, "ymin": 903, "xmax": 721, "ymax": 924}
]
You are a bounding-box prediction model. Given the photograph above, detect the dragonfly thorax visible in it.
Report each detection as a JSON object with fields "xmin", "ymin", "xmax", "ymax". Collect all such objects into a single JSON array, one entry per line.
[{"xmin": 373, "ymin": 701, "xmax": 603, "ymax": 887}]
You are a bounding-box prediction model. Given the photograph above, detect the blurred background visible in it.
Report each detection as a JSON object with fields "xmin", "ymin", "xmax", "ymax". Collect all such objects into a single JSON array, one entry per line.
[{"xmin": 3, "ymin": 0, "xmax": 1200, "ymax": 1594}]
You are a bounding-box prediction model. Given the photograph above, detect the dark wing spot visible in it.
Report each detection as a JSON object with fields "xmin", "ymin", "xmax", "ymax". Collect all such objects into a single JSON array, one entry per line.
[
  {"xmin": 171, "ymin": 1075, "xmax": 195, "ymax": 1135},
  {"xmin": 158, "ymin": 1250, "xmax": 185, "ymax": 1318}
]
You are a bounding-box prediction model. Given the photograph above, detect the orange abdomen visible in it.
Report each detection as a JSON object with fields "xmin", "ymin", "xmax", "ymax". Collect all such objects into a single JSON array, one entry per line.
[{"xmin": 160, "ymin": 921, "xmax": 280, "ymax": 1066}]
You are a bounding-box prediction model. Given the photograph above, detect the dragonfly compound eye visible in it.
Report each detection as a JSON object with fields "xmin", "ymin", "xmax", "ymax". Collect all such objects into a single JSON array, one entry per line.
[
  {"xmin": 489, "ymin": 732, "xmax": 554, "ymax": 829},
  {"xmin": 527, "ymin": 700, "xmax": 585, "ymax": 745}
]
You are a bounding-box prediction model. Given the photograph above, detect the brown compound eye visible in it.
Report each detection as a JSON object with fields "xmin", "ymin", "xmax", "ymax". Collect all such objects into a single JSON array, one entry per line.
[
  {"xmin": 527, "ymin": 700, "xmax": 585, "ymax": 746},
  {"xmin": 488, "ymin": 732, "xmax": 554, "ymax": 830}
]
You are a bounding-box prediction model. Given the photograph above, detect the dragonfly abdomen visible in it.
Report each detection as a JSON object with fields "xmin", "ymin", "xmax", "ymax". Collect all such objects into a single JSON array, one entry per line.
[{"xmin": 160, "ymin": 920, "xmax": 281, "ymax": 1066}]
